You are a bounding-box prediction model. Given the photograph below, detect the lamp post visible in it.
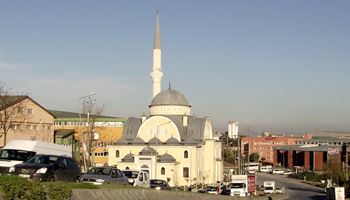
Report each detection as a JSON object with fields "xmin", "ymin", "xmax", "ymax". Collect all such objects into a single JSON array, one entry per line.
[{"xmin": 155, "ymin": 120, "xmax": 171, "ymax": 179}]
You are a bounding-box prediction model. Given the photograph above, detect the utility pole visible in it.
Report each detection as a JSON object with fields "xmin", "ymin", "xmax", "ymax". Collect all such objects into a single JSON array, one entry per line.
[{"xmin": 238, "ymin": 133, "xmax": 241, "ymax": 175}]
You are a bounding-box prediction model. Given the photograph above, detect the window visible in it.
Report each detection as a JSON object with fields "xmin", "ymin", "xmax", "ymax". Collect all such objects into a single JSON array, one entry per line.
[
  {"xmin": 125, "ymin": 166, "xmax": 129, "ymax": 170},
  {"xmin": 116, "ymin": 150, "xmax": 120, "ymax": 158},
  {"xmin": 161, "ymin": 167, "xmax": 165, "ymax": 175},
  {"xmin": 184, "ymin": 150, "xmax": 188, "ymax": 158},
  {"xmin": 183, "ymin": 167, "xmax": 189, "ymax": 178},
  {"xmin": 27, "ymin": 109, "xmax": 33, "ymax": 114}
]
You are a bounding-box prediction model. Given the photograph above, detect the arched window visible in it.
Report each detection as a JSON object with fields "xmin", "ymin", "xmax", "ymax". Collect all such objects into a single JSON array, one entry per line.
[
  {"xmin": 161, "ymin": 167, "xmax": 165, "ymax": 175},
  {"xmin": 184, "ymin": 150, "xmax": 188, "ymax": 159},
  {"xmin": 116, "ymin": 150, "xmax": 120, "ymax": 158},
  {"xmin": 125, "ymin": 166, "xmax": 129, "ymax": 170}
]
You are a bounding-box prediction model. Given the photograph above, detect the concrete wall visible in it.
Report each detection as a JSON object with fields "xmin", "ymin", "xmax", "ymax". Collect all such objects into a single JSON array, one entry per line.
[{"xmin": 72, "ymin": 189, "xmax": 286, "ymax": 200}]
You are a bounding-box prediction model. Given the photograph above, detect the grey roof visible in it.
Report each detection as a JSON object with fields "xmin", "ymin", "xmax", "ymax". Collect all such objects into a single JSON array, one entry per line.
[
  {"xmin": 148, "ymin": 137, "xmax": 162, "ymax": 144},
  {"xmin": 297, "ymin": 136, "xmax": 350, "ymax": 143},
  {"xmin": 49, "ymin": 110, "xmax": 122, "ymax": 120},
  {"xmin": 121, "ymin": 153, "xmax": 134, "ymax": 163},
  {"xmin": 165, "ymin": 137, "xmax": 180, "ymax": 144},
  {"xmin": 133, "ymin": 137, "xmax": 146, "ymax": 144},
  {"xmin": 119, "ymin": 115, "xmax": 208, "ymax": 145},
  {"xmin": 139, "ymin": 147, "xmax": 157, "ymax": 156},
  {"xmin": 158, "ymin": 153, "xmax": 176, "ymax": 163},
  {"xmin": 123, "ymin": 117, "xmax": 142, "ymax": 140},
  {"xmin": 273, "ymin": 144, "xmax": 340, "ymax": 152},
  {"xmin": 150, "ymin": 89, "xmax": 190, "ymax": 107},
  {"xmin": 0, "ymin": 96, "xmax": 27, "ymax": 110}
]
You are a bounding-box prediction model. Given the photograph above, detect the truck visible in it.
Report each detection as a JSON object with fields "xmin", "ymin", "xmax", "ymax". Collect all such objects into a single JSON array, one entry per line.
[
  {"xmin": 230, "ymin": 175, "xmax": 248, "ymax": 197},
  {"xmin": 0, "ymin": 140, "xmax": 72, "ymax": 174},
  {"xmin": 263, "ymin": 181, "xmax": 276, "ymax": 194}
]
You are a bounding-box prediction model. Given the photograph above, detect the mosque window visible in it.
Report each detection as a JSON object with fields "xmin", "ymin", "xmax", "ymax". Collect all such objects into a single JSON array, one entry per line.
[
  {"xmin": 116, "ymin": 150, "xmax": 120, "ymax": 158},
  {"xmin": 183, "ymin": 167, "xmax": 189, "ymax": 178},
  {"xmin": 161, "ymin": 167, "xmax": 165, "ymax": 175},
  {"xmin": 184, "ymin": 150, "xmax": 188, "ymax": 159}
]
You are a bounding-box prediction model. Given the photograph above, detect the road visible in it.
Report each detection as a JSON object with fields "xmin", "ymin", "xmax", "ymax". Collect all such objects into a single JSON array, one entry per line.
[{"xmin": 256, "ymin": 172, "xmax": 326, "ymax": 200}]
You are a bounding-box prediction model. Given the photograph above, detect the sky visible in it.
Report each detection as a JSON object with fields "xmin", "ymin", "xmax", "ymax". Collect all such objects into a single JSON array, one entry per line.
[{"xmin": 0, "ymin": 1, "xmax": 349, "ymax": 134}]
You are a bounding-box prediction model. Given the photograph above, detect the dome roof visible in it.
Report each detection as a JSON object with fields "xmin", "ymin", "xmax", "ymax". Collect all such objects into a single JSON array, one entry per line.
[
  {"xmin": 148, "ymin": 137, "xmax": 163, "ymax": 144},
  {"xmin": 150, "ymin": 89, "xmax": 190, "ymax": 106},
  {"xmin": 139, "ymin": 146, "xmax": 157, "ymax": 156},
  {"xmin": 121, "ymin": 153, "xmax": 134, "ymax": 163},
  {"xmin": 165, "ymin": 137, "xmax": 180, "ymax": 144},
  {"xmin": 157, "ymin": 153, "xmax": 176, "ymax": 163}
]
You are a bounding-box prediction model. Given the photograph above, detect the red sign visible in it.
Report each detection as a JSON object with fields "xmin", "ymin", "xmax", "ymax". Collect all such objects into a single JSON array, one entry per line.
[{"xmin": 247, "ymin": 175, "xmax": 256, "ymax": 193}]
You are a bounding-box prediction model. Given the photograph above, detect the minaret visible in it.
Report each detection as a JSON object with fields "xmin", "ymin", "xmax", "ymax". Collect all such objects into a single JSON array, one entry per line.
[{"xmin": 150, "ymin": 10, "xmax": 163, "ymax": 98}]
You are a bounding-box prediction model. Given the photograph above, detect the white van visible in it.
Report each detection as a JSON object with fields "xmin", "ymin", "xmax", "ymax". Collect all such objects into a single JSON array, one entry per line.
[
  {"xmin": 122, "ymin": 170, "xmax": 150, "ymax": 188},
  {"xmin": 260, "ymin": 165, "xmax": 272, "ymax": 173},
  {"xmin": 0, "ymin": 140, "xmax": 72, "ymax": 174}
]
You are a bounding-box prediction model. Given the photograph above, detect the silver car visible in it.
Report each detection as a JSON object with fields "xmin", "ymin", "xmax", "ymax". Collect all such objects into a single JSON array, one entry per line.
[{"xmin": 79, "ymin": 166, "xmax": 128, "ymax": 185}]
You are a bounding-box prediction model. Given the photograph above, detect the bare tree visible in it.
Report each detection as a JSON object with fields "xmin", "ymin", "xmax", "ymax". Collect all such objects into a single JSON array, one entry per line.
[
  {"xmin": 0, "ymin": 83, "xmax": 25, "ymax": 146},
  {"xmin": 79, "ymin": 93, "xmax": 105, "ymax": 171}
]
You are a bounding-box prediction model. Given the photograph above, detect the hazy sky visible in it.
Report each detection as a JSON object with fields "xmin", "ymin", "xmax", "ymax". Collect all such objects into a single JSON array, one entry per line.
[{"xmin": 0, "ymin": 1, "xmax": 349, "ymax": 134}]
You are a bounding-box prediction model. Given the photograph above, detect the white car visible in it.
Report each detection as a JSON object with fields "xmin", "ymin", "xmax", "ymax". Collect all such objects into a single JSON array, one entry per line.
[
  {"xmin": 275, "ymin": 187, "xmax": 284, "ymax": 194},
  {"xmin": 283, "ymin": 169, "xmax": 294, "ymax": 175},
  {"xmin": 272, "ymin": 168, "xmax": 284, "ymax": 175}
]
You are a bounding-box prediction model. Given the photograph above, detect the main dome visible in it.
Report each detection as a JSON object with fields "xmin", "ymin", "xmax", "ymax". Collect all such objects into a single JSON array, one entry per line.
[{"xmin": 150, "ymin": 89, "xmax": 190, "ymax": 106}]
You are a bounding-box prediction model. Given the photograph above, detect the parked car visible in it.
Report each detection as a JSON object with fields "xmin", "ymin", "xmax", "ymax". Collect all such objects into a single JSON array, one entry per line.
[
  {"xmin": 283, "ymin": 169, "xmax": 294, "ymax": 175},
  {"xmin": 150, "ymin": 179, "xmax": 171, "ymax": 190},
  {"xmin": 206, "ymin": 185, "xmax": 219, "ymax": 194},
  {"xmin": 275, "ymin": 187, "xmax": 284, "ymax": 194},
  {"xmin": 122, "ymin": 170, "xmax": 150, "ymax": 188},
  {"xmin": 272, "ymin": 168, "xmax": 284, "ymax": 175},
  {"xmin": 220, "ymin": 185, "xmax": 231, "ymax": 195},
  {"xmin": 79, "ymin": 166, "xmax": 128, "ymax": 185},
  {"xmin": 9, "ymin": 154, "xmax": 80, "ymax": 182}
]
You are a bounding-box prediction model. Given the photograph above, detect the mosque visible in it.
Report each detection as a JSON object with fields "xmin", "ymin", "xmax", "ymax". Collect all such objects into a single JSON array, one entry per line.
[{"xmin": 108, "ymin": 12, "xmax": 223, "ymax": 187}]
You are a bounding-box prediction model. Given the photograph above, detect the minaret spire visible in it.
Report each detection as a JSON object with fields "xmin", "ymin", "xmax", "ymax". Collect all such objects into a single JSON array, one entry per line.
[
  {"xmin": 151, "ymin": 10, "xmax": 163, "ymax": 98},
  {"xmin": 154, "ymin": 9, "xmax": 161, "ymax": 49}
]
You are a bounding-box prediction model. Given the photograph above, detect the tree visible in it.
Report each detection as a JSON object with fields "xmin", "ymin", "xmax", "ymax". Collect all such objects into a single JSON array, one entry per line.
[
  {"xmin": 249, "ymin": 152, "xmax": 260, "ymax": 162},
  {"xmin": 0, "ymin": 83, "xmax": 25, "ymax": 146},
  {"xmin": 79, "ymin": 93, "xmax": 104, "ymax": 171},
  {"xmin": 327, "ymin": 155, "xmax": 346, "ymax": 186}
]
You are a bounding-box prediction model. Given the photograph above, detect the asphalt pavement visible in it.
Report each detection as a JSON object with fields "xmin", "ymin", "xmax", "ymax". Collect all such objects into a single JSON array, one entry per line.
[{"xmin": 256, "ymin": 172, "xmax": 326, "ymax": 200}]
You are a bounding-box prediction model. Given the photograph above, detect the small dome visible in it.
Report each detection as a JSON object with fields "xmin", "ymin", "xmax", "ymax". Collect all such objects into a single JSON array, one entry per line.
[
  {"xmin": 121, "ymin": 153, "xmax": 134, "ymax": 163},
  {"xmin": 139, "ymin": 146, "xmax": 157, "ymax": 156},
  {"xmin": 158, "ymin": 153, "xmax": 176, "ymax": 163},
  {"xmin": 148, "ymin": 137, "xmax": 163, "ymax": 144},
  {"xmin": 165, "ymin": 137, "xmax": 180, "ymax": 144},
  {"xmin": 133, "ymin": 137, "xmax": 145, "ymax": 144},
  {"xmin": 150, "ymin": 89, "xmax": 190, "ymax": 106}
]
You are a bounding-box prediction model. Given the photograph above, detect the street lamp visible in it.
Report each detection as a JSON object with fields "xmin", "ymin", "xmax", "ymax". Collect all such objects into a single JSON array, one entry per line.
[{"xmin": 155, "ymin": 120, "xmax": 172, "ymax": 179}]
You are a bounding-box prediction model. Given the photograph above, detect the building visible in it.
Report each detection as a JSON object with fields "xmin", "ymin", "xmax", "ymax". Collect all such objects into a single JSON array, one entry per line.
[
  {"xmin": 51, "ymin": 110, "xmax": 125, "ymax": 167},
  {"xmin": 241, "ymin": 135, "xmax": 298, "ymax": 163},
  {"xmin": 273, "ymin": 136, "xmax": 350, "ymax": 171},
  {"xmin": 228, "ymin": 121, "xmax": 238, "ymax": 139},
  {"xmin": 108, "ymin": 12, "xmax": 223, "ymax": 187},
  {"xmin": 0, "ymin": 95, "xmax": 54, "ymax": 147}
]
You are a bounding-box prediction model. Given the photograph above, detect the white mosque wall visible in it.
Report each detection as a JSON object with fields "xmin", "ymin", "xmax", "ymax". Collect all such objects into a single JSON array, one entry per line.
[
  {"xmin": 136, "ymin": 116, "xmax": 181, "ymax": 142},
  {"xmin": 108, "ymin": 143, "xmax": 222, "ymax": 187},
  {"xmin": 149, "ymin": 105, "xmax": 191, "ymax": 116}
]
